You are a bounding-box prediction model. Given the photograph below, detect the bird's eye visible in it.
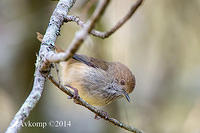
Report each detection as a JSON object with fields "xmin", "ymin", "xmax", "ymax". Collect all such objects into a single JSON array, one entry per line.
[
  {"xmin": 120, "ymin": 79, "xmax": 125, "ymax": 85},
  {"xmin": 108, "ymin": 87, "xmax": 111, "ymax": 89}
]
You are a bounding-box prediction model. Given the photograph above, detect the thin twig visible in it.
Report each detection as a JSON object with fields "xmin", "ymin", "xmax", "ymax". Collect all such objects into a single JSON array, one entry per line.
[
  {"xmin": 65, "ymin": 0, "xmax": 143, "ymax": 38},
  {"xmin": 48, "ymin": 75, "xmax": 143, "ymax": 133},
  {"xmin": 5, "ymin": 1, "xmax": 76, "ymax": 133},
  {"xmin": 45, "ymin": 0, "xmax": 110, "ymax": 63}
]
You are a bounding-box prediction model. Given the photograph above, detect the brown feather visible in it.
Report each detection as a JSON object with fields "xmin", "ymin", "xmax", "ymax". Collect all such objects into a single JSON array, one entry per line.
[{"xmin": 72, "ymin": 54, "xmax": 109, "ymax": 71}]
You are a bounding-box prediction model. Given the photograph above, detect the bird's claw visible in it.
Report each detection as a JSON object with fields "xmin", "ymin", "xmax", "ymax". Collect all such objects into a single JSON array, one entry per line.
[
  {"xmin": 65, "ymin": 84, "xmax": 79, "ymax": 99},
  {"xmin": 94, "ymin": 110, "xmax": 109, "ymax": 120}
]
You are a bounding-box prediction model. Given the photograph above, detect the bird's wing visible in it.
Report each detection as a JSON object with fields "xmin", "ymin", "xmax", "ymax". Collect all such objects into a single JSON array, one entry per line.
[{"xmin": 72, "ymin": 54, "xmax": 109, "ymax": 71}]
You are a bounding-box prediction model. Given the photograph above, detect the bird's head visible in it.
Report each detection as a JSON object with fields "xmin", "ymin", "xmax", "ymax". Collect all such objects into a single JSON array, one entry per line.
[{"xmin": 109, "ymin": 62, "xmax": 136, "ymax": 102}]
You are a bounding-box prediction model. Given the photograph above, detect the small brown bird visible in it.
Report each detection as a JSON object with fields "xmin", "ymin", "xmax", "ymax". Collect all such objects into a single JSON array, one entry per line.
[
  {"xmin": 36, "ymin": 32, "xmax": 135, "ymax": 106},
  {"xmin": 60, "ymin": 53, "xmax": 136, "ymax": 106}
]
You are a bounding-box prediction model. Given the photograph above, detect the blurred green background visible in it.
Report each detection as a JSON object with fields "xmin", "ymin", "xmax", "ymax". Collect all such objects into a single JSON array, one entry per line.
[{"xmin": 0, "ymin": 0, "xmax": 200, "ymax": 133}]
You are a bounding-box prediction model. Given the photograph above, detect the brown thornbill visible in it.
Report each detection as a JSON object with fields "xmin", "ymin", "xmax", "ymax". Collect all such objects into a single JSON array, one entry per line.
[
  {"xmin": 36, "ymin": 32, "xmax": 136, "ymax": 106},
  {"xmin": 60, "ymin": 53, "xmax": 135, "ymax": 106}
]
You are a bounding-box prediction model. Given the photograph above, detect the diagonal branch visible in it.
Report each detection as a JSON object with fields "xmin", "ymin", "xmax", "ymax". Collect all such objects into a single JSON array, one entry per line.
[
  {"xmin": 36, "ymin": 33, "xmax": 143, "ymax": 133},
  {"xmin": 5, "ymin": 0, "xmax": 76, "ymax": 133},
  {"xmin": 45, "ymin": 0, "xmax": 110, "ymax": 63},
  {"xmin": 47, "ymin": 75, "xmax": 143, "ymax": 133},
  {"xmin": 64, "ymin": 0, "xmax": 143, "ymax": 38}
]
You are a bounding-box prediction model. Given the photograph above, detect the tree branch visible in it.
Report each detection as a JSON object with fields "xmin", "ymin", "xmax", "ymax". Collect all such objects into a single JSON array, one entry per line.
[
  {"xmin": 5, "ymin": 0, "xmax": 76, "ymax": 133},
  {"xmin": 47, "ymin": 75, "xmax": 143, "ymax": 133},
  {"xmin": 64, "ymin": 0, "xmax": 143, "ymax": 38},
  {"xmin": 45, "ymin": 0, "xmax": 110, "ymax": 63}
]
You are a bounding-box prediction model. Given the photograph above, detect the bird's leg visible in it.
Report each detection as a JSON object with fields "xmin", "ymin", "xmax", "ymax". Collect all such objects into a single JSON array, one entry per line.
[
  {"xmin": 95, "ymin": 110, "xmax": 109, "ymax": 120},
  {"xmin": 64, "ymin": 84, "xmax": 79, "ymax": 100},
  {"xmin": 64, "ymin": 84, "xmax": 82, "ymax": 105}
]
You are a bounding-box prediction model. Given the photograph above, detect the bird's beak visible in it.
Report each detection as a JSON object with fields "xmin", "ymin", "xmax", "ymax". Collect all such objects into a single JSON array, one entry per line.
[{"xmin": 122, "ymin": 89, "xmax": 130, "ymax": 102}]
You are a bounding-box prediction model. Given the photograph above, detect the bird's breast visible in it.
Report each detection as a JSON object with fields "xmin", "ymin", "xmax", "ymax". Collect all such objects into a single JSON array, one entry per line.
[{"xmin": 60, "ymin": 60, "xmax": 119, "ymax": 106}]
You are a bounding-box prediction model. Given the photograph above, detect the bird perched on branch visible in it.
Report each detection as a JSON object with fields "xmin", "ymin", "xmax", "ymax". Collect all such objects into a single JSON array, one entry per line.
[
  {"xmin": 60, "ymin": 54, "xmax": 135, "ymax": 106},
  {"xmin": 37, "ymin": 32, "xmax": 136, "ymax": 106}
]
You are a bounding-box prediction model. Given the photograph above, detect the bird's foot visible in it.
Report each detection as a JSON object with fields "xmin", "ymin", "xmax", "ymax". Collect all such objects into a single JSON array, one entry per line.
[
  {"xmin": 65, "ymin": 84, "xmax": 79, "ymax": 99},
  {"xmin": 94, "ymin": 110, "xmax": 109, "ymax": 120}
]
